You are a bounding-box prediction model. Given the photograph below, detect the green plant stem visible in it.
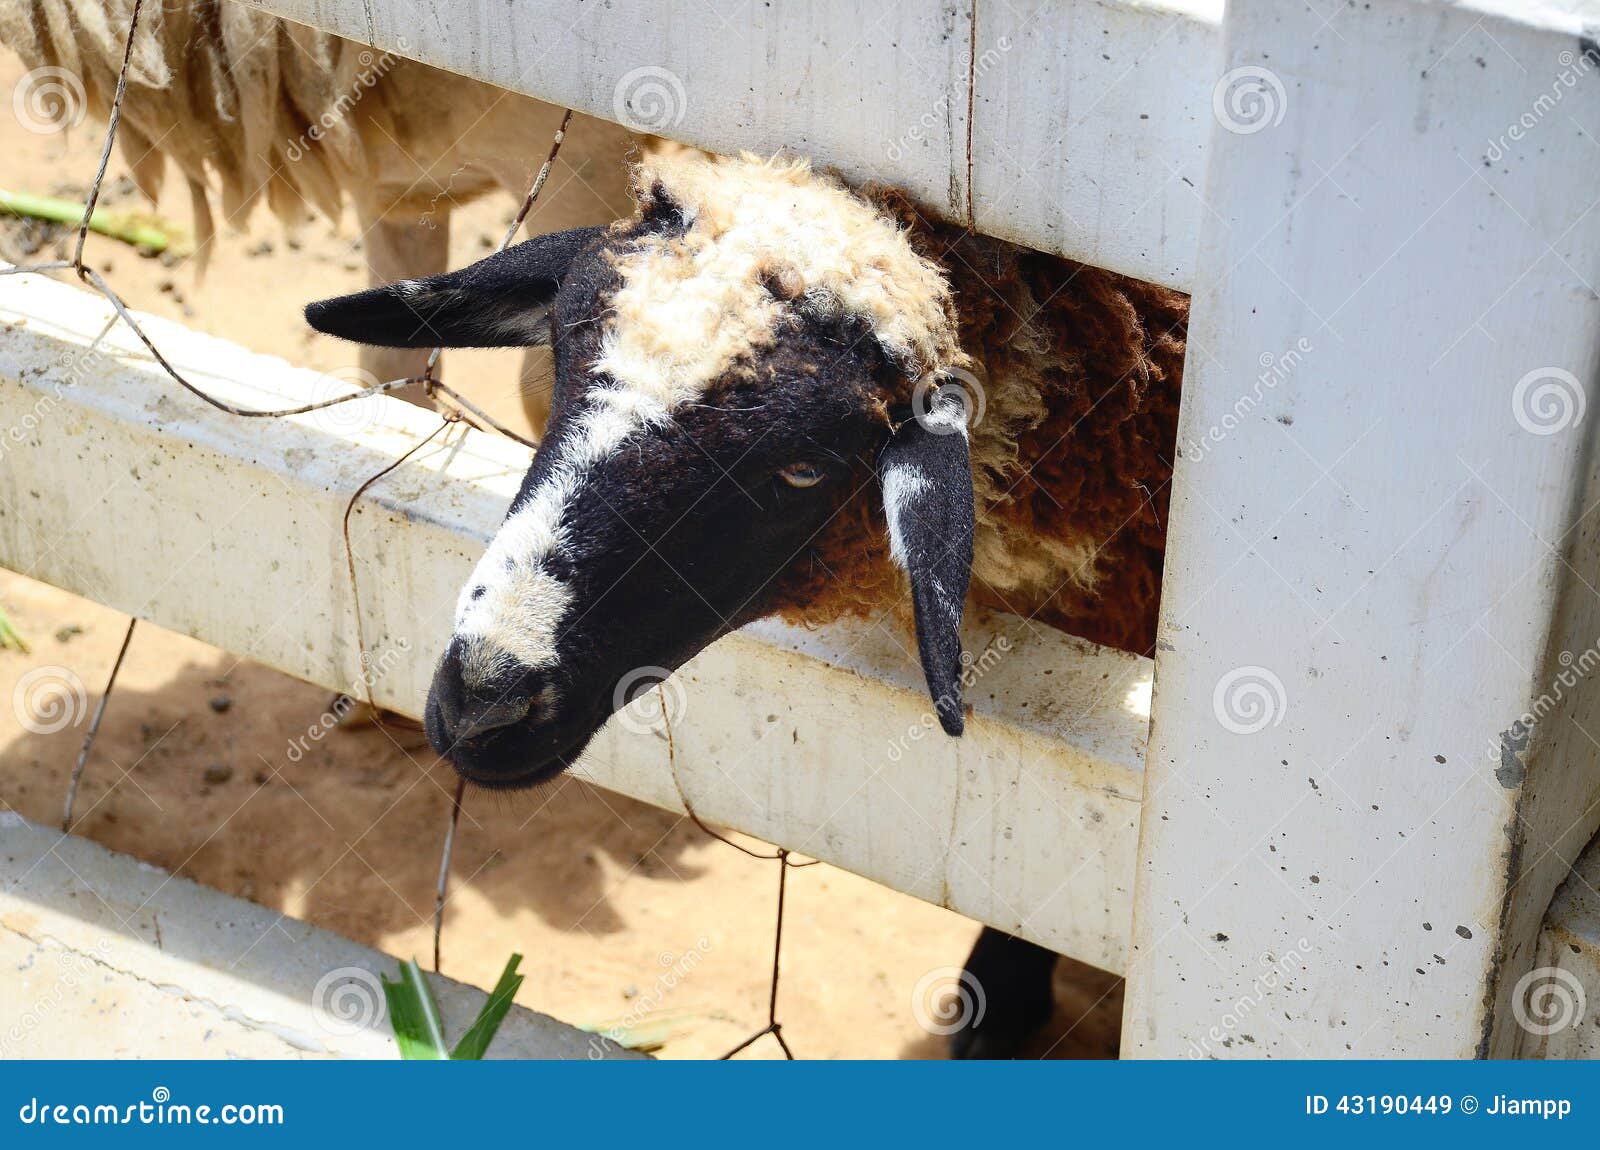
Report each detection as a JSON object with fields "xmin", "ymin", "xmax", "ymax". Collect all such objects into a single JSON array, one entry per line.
[
  {"xmin": 0, "ymin": 187, "xmax": 175, "ymax": 253},
  {"xmin": 0, "ymin": 606, "xmax": 27, "ymax": 653}
]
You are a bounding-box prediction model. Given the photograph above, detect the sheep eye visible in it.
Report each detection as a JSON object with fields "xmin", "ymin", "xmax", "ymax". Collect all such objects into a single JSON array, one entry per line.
[{"xmin": 779, "ymin": 461, "xmax": 826, "ymax": 489}]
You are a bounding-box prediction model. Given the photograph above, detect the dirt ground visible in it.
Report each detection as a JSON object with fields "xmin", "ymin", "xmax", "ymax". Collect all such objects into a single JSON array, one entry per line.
[{"xmin": 0, "ymin": 53, "xmax": 1122, "ymax": 1059}]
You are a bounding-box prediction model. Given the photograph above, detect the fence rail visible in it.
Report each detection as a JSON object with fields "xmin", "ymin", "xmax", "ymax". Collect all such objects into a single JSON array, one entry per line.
[{"xmin": 239, "ymin": 0, "xmax": 1223, "ymax": 291}]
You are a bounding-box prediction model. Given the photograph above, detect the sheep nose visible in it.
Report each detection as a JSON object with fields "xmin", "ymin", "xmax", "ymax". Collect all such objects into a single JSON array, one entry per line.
[
  {"xmin": 428, "ymin": 639, "xmax": 539, "ymax": 749},
  {"xmin": 450, "ymin": 692, "xmax": 532, "ymax": 739}
]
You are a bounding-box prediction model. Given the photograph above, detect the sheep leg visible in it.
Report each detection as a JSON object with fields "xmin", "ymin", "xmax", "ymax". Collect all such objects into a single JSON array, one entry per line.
[
  {"xmin": 357, "ymin": 206, "xmax": 450, "ymax": 408},
  {"xmin": 947, "ymin": 927, "xmax": 1057, "ymax": 1059}
]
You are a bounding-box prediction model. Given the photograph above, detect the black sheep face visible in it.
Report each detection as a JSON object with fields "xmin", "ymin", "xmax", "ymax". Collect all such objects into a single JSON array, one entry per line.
[{"xmin": 306, "ymin": 192, "xmax": 975, "ymax": 790}]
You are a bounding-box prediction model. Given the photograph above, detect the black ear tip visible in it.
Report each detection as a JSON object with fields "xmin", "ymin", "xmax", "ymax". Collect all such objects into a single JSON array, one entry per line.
[
  {"xmin": 304, "ymin": 298, "xmax": 336, "ymax": 332},
  {"xmin": 935, "ymin": 695, "xmax": 965, "ymax": 737}
]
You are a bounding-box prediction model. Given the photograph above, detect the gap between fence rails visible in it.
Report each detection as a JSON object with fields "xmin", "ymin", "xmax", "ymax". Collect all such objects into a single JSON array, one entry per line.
[{"xmin": 21, "ymin": 0, "xmax": 815, "ymax": 1059}]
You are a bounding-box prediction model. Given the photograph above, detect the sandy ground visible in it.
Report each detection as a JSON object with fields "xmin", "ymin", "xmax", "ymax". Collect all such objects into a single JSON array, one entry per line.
[{"xmin": 0, "ymin": 53, "xmax": 1122, "ymax": 1059}]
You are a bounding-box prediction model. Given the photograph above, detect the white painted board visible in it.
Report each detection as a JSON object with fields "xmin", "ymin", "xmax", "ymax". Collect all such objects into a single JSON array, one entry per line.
[
  {"xmin": 238, "ymin": 0, "xmax": 1222, "ymax": 289},
  {"xmin": 0, "ymin": 812, "xmax": 641, "ymax": 1057},
  {"xmin": 1125, "ymin": 0, "xmax": 1600, "ymax": 1058}
]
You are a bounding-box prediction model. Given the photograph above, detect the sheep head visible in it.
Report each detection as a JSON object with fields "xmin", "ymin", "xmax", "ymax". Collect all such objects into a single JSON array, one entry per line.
[{"xmin": 306, "ymin": 152, "xmax": 976, "ymax": 789}]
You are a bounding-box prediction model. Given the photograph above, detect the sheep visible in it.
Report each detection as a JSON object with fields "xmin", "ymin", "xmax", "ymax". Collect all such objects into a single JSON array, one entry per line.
[
  {"xmin": 0, "ymin": 0, "xmax": 632, "ymax": 408},
  {"xmin": 307, "ymin": 148, "xmax": 1186, "ymax": 1056}
]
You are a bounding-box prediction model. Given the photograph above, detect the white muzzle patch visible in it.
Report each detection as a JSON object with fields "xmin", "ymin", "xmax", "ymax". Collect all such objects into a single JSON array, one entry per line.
[{"xmin": 450, "ymin": 388, "xmax": 667, "ymax": 688}]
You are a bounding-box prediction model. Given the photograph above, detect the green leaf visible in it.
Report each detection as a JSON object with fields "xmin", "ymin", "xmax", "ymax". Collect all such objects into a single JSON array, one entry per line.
[
  {"xmin": 382, "ymin": 959, "xmax": 450, "ymax": 1060},
  {"xmin": 0, "ymin": 607, "xmax": 27, "ymax": 654},
  {"xmin": 450, "ymin": 953, "xmax": 525, "ymax": 1060}
]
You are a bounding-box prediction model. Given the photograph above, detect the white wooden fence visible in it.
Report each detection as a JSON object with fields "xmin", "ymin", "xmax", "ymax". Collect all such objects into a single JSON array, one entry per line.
[
  {"xmin": 0, "ymin": 271, "xmax": 1149, "ymax": 975},
  {"xmin": 238, "ymin": 0, "xmax": 1225, "ymax": 291},
  {"xmin": 7, "ymin": 0, "xmax": 1600, "ymax": 1058}
]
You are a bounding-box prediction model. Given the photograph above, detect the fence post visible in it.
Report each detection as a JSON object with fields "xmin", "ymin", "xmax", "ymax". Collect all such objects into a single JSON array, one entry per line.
[{"xmin": 1125, "ymin": 0, "xmax": 1600, "ymax": 1057}]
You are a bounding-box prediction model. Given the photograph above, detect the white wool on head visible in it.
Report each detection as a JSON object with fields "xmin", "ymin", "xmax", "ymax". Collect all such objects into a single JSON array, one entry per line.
[{"xmin": 594, "ymin": 151, "xmax": 965, "ymax": 406}]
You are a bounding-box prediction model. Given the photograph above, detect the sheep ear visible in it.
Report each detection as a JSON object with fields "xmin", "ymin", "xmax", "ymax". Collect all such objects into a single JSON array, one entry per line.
[
  {"xmin": 304, "ymin": 225, "xmax": 605, "ymax": 349},
  {"xmin": 880, "ymin": 390, "xmax": 975, "ymax": 736}
]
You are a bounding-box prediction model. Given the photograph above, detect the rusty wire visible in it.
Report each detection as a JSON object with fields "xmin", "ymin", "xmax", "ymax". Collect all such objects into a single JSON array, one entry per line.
[
  {"xmin": 657, "ymin": 684, "xmax": 812, "ymax": 1058},
  {"xmin": 60, "ymin": 617, "xmax": 135, "ymax": 832},
  {"xmin": 33, "ymin": 0, "xmax": 806, "ymax": 1058}
]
